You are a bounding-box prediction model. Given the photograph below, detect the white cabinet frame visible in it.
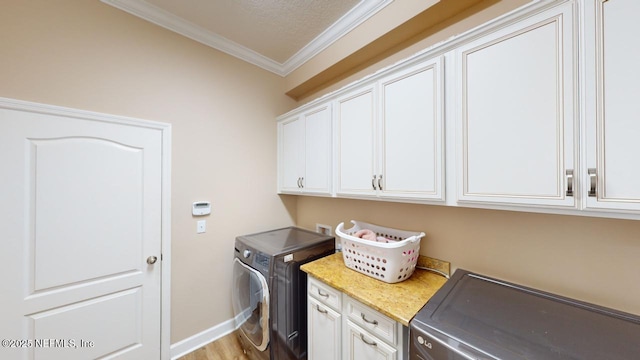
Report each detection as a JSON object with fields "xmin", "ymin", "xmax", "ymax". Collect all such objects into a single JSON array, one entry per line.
[
  {"xmin": 334, "ymin": 58, "xmax": 445, "ymax": 202},
  {"xmin": 582, "ymin": 0, "xmax": 640, "ymax": 213},
  {"xmin": 335, "ymin": 85, "xmax": 378, "ymax": 198},
  {"xmin": 277, "ymin": 103, "xmax": 332, "ymax": 195},
  {"xmin": 453, "ymin": 1, "xmax": 578, "ymax": 208},
  {"xmin": 307, "ymin": 278, "xmax": 408, "ymax": 360},
  {"xmin": 378, "ymin": 58, "xmax": 445, "ymax": 201},
  {"xmin": 308, "ymin": 297, "xmax": 342, "ymax": 360},
  {"xmin": 276, "ymin": 0, "xmax": 640, "ymax": 220}
]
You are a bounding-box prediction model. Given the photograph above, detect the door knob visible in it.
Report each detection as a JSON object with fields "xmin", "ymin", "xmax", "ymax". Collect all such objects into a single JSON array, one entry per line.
[{"xmin": 147, "ymin": 256, "xmax": 158, "ymax": 265}]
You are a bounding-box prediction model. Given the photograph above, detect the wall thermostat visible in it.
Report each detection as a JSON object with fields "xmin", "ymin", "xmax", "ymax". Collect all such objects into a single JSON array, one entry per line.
[{"xmin": 192, "ymin": 201, "xmax": 211, "ymax": 216}]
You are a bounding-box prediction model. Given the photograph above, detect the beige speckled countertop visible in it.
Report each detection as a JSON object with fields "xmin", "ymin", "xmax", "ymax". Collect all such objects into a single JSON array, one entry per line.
[{"xmin": 301, "ymin": 253, "xmax": 448, "ymax": 326}]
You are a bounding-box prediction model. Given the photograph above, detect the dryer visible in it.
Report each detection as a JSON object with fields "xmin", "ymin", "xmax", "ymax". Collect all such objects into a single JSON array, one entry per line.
[
  {"xmin": 232, "ymin": 227, "xmax": 334, "ymax": 360},
  {"xmin": 410, "ymin": 269, "xmax": 640, "ymax": 359}
]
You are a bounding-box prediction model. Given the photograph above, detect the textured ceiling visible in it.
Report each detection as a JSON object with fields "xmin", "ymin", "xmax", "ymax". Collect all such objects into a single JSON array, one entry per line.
[
  {"xmin": 145, "ymin": 0, "xmax": 360, "ymax": 64},
  {"xmin": 102, "ymin": 0, "xmax": 389, "ymax": 75}
]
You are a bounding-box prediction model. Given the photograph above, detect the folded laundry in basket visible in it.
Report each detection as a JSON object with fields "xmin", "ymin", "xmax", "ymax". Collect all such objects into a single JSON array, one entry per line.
[
  {"xmin": 376, "ymin": 236, "xmax": 398, "ymax": 243},
  {"xmin": 355, "ymin": 229, "xmax": 397, "ymax": 243},
  {"xmin": 354, "ymin": 229, "xmax": 377, "ymax": 241}
]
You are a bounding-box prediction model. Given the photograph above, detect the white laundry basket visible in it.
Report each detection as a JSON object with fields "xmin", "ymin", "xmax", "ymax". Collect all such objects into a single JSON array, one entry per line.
[{"xmin": 336, "ymin": 220, "xmax": 424, "ymax": 283}]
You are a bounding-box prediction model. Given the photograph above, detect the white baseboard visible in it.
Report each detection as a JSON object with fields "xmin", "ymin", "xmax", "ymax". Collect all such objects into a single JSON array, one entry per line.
[{"xmin": 170, "ymin": 317, "xmax": 237, "ymax": 360}]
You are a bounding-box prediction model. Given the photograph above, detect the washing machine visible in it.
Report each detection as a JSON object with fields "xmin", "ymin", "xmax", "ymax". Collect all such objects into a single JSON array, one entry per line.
[
  {"xmin": 409, "ymin": 269, "xmax": 640, "ymax": 359},
  {"xmin": 232, "ymin": 227, "xmax": 334, "ymax": 360}
]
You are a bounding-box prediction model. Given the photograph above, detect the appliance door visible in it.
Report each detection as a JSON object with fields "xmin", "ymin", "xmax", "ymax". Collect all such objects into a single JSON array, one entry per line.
[
  {"xmin": 232, "ymin": 258, "xmax": 270, "ymax": 351},
  {"xmin": 410, "ymin": 329, "xmax": 482, "ymax": 360}
]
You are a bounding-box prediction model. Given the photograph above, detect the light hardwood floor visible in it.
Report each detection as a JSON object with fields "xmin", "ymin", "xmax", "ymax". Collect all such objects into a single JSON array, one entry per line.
[{"xmin": 178, "ymin": 331, "xmax": 249, "ymax": 360}]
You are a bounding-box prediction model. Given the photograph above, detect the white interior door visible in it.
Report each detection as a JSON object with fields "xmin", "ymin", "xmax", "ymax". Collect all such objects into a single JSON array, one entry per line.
[{"xmin": 0, "ymin": 99, "xmax": 166, "ymax": 359}]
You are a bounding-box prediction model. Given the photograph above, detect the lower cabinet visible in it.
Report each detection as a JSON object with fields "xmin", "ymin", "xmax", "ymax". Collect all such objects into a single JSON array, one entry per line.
[
  {"xmin": 308, "ymin": 277, "xmax": 407, "ymax": 360},
  {"xmin": 308, "ymin": 297, "xmax": 342, "ymax": 360},
  {"xmin": 345, "ymin": 321, "xmax": 397, "ymax": 360}
]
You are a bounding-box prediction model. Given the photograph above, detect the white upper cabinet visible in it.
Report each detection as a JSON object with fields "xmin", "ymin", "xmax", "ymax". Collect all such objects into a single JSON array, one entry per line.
[
  {"xmin": 280, "ymin": 115, "xmax": 304, "ymax": 192},
  {"xmin": 454, "ymin": 1, "xmax": 577, "ymax": 208},
  {"xmin": 335, "ymin": 58, "xmax": 445, "ymax": 201},
  {"xmin": 276, "ymin": 0, "xmax": 640, "ymax": 219},
  {"xmin": 379, "ymin": 59, "xmax": 444, "ymax": 201},
  {"xmin": 583, "ymin": 0, "xmax": 640, "ymax": 212},
  {"xmin": 336, "ymin": 85, "xmax": 378, "ymax": 197},
  {"xmin": 278, "ymin": 103, "xmax": 332, "ymax": 195}
]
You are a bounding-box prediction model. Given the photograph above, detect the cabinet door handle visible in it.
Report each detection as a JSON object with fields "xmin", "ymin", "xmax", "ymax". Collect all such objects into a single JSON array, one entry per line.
[
  {"xmin": 588, "ymin": 168, "xmax": 597, "ymax": 197},
  {"xmin": 361, "ymin": 313, "xmax": 378, "ymax": 326},
  {"xmin": 297, "ymin": 177, "xmax": 301, "ymax": 188},
  {"xmin": 566, "ymin": 169, "xmax": 574, "ymax": 197},
  {"xmin": 300, "ymin": 177, "xmax": 304, "ymax": 188},
  {"xmin": 372, "ymin": 175, "xmax": 377, "ymax": 190},
  {"xmin": 360, "ymin": 333, "xmax": 377, "ymax": 347},
  {"xmin": 377, "ymin": 175, "xmax": 383, "ymax": 191},
  {"xmin": 316, "ymin": 304, "xmax": 328, "ymax": 314},
  {"xmin": 317, "ymin": 289, "xmax": 330, "ymax": 298}
]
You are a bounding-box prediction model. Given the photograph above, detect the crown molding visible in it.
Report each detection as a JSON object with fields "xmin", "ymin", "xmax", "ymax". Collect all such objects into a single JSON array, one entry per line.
[
  {"xmin": 101, "ymin": 0, "xmax": 392, "ymax": 77},
  {"xmin": 101, "ymin": 0, "xmax": 283, "ymax": 74},
  {"xmin": 281, "ymin": 0, "xmax": 393, "ymax": 75}
]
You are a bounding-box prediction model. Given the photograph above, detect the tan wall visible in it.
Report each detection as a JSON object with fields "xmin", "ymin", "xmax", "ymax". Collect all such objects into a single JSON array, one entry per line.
[
  {"xmin": 4, "ymin": 0, "xmax": 637, "ymax": 349},
  {"xmin": 0, "ymin": 0, "xmax": 296, "ymax": 343},
  {"xmin": 295, "ymin": 197, "xmax": 640, "ymax": 316},
  {"xmin": 290, "ymin": 0, "xmax": 640, "ymax": 317}
]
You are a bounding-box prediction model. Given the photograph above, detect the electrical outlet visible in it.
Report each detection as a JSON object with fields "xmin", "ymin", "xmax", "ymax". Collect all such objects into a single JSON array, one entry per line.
[
  {"xmin": 197, "ymin": 220, "xmax": 206, "ymax": 234},
  {"xmin": 316, "ymin": 223, "xmax": 332, "ymax": 236}
]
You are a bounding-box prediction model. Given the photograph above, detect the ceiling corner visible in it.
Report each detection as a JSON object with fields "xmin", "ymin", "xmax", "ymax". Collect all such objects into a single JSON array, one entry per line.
[{"xmin": 101, "ymin": 0, "xmax": 393, "ymax": 77}]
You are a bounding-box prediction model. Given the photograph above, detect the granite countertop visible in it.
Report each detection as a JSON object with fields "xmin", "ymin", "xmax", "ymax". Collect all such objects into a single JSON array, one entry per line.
[{"xmin": 301, "ymin": 252, "xmax": 448, "ymax": 326}]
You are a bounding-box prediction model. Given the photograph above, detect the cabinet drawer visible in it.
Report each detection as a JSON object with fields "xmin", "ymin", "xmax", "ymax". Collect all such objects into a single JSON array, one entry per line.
[
  {"xmin": 345, "ymin": 296, "xmax": 396, "ymax": 345},
  {"xmin": 309, "ymin": 277, "xmax": 342, "ymax": 311},
  {"xmin": 345, "ymin": 320, "xmax": 397, "ymax": 360}
]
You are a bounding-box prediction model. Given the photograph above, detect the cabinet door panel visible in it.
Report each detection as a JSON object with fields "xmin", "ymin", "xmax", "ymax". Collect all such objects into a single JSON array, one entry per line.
[
  {"xmin": 279, "ymin": 116, "xmax": 304, "ymax": 193},
  {"xmin": 304, "ymin": 105, "xmax": 332, "ymax": 194},
  {"xmin": 308, "ymin": 297, "xmax": 341, "ymax": 360},
  {"xmin": 586, "ymin": 0, "xmax": 640, "ymax": 211},
  {"xmin": 380, "ymin": 59, "xmax": 444, "ymax": 200},
  {"xmin": 456, "ymin": 3, "xmax": 576, "ymax": 207},
  {"xmin": 336, "ymin": 88, "xmax": 376, "ymax": 196}
]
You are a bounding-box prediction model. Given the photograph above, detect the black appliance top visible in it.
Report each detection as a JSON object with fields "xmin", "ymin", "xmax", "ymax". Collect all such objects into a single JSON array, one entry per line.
[
  {"xmin": 236, "ymin": 226, "xmax": 334, "ymax": 256},
  {"xmin": 411, "ymin": 269, "xmax": 640, "ymax": 360}
]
